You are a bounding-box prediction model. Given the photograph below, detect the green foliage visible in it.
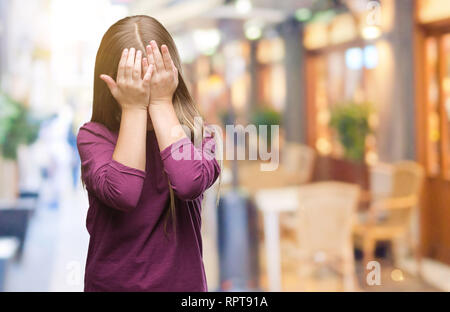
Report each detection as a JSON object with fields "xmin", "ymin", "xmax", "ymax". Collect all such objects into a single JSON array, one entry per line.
[
  {"xmin": 250, "ymin": 107, "xmax": 281, "ymax": 128},
  {"xmin": 0, "ymin": 93, "xmax": 41, "ymax": 160},
  {"xmin": 329, "ymin": 101, "xmax": 373, "ymax": 162},
  {"xmin": 250, "ymin": 107, "xmax": 281, "ymax": 148}
]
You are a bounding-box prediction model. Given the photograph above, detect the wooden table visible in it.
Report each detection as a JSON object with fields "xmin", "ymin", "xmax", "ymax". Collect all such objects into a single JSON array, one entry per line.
[{"xmin": 233, "ymin": 162, "xmax": 303, "ymax": 193}]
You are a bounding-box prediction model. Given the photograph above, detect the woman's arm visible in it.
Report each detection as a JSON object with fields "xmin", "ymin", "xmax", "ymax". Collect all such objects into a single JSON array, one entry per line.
[
  {"xmin": 77, "ymin": 125, "xmax": 147, "ymax": 212},
  {"xmin": 100, "ymin": 47, "xmax": 154, "ymax": 171},
  {"xmin": 160, "ymin": 134, "xmax": 221, "ymax": 200},
  {"xmin": 145, "ymin": 41, "xmax": 220, "ymax": 200},
  {"xmin": 77, "ymin": 47, "xmax": 154, "ymax": 212},
  {"xmin": 145, "ymin": 41, "xmax": 186, "ymax": 151}
]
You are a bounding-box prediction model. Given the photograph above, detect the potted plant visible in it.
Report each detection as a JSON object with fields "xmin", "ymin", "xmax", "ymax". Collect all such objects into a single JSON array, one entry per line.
[
  {"xmin": 250, "ymin": 106, "xmax": 281, "ymax": 151},
  {"xmin": 309, "ymin": 101, "xmax": 374, "ymax": 189},
  {"xmin": 0, "ymin": 92, "xmax": 40, "ymax": 258},
  {"xmin": 0, "ymin": 94, "xmax": 40, "ymax": 158},
  {"xmin": 0, "ymin": 92, "xmax": 40, "ymax": 199},
  {"xmin": 329, "ymin": 101, "xmax": 373, "ymax": 162}
]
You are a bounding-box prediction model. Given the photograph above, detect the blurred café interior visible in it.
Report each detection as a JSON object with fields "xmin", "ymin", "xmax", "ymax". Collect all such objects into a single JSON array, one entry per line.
[{"xmin": 1, "ymin": 0, "xmax": 450, "ymax": 292}]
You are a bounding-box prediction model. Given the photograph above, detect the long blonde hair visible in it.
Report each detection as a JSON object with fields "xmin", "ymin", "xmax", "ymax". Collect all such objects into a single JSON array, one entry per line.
[{"xmin": 91, "ymin": 15, "xmax": 203, "ymax": 232}]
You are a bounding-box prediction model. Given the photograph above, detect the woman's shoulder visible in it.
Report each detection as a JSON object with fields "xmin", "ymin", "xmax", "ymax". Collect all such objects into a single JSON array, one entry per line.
[{"xmin": 77, "ymin": 121, "xmax": 118, "ymax": 146}]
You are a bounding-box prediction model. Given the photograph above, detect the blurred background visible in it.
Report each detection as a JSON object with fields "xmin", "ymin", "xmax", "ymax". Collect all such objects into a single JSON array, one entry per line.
[{"xmin": 0, "ymin": 0, "xmax": 450, "ymax": 292}]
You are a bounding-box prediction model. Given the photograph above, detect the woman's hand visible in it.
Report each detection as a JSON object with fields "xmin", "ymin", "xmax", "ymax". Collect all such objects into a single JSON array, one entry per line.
[
  {"xmin": 143, "ymin": 40, "xmax": 179, "ymax": 106},
  {"xmin": 100, "ymin": 47, "xmax": 154, "ymax": 111},
  {"xmin": 144, "ymin": 41, "xmax": 186, "ymax": 151}
]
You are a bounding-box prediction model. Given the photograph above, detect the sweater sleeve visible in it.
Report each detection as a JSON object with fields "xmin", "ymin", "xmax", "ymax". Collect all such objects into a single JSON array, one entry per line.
[
  {"xmin": 77, "ymin": 126, "xmax": 146, "ymax": 212},
  {"xmin": 160, "ymin": 134, "xmax": 220, "ymax": 201}
]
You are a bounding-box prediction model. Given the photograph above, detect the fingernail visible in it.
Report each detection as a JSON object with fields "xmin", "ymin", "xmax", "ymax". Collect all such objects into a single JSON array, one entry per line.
[
  {"xmin": 123, "ymin": 48, "xmax": 128, "ymax": 54},
  {"xmin": 137, "ymin": 50, "xmax": 141, "ymax": 57}
]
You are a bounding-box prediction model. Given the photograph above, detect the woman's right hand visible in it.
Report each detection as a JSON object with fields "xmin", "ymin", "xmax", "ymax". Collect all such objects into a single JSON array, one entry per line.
[{"xmin": 100, "ymin": 47, "xmax": 154, "ymax": 111}]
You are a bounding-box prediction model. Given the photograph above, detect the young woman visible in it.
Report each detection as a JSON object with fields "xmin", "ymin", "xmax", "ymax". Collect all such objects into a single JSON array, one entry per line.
[{"xmin": 77, "ymin": 15, "xmax": 220, "ymax": 292}]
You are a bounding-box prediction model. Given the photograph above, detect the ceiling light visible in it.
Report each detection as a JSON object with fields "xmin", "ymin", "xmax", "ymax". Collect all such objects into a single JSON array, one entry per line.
[
  {"xmin": 245, "ymin": 25, "xmax": 262, "ymax": 41},
  {"xmin": 244, "ymin": 20, "xmax": 263, "ymax": 41},
  {"xmin": 361, "ymin": 25, "xmax": 381, "ymax": 40},
  {"xmin": 345, "ymin": 47, "xmax": 363, "ymax": 70},
  {"xmin": 235, "ymin": 0, "xmax": 252, "ymax": 15},
  {"xmin": 193, "ymin": 29, "xmax": 221, "ymax": 55}
]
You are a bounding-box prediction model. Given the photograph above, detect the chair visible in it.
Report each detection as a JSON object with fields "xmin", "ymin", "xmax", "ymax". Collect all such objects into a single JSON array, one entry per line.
[
  {"xmin": 279, "ymin": 143, "xmax": 316, "ymax": 232},
  {"xmin": 353, "ymin": 161, "xmax": 425, "ymax": 270},
  {"xmin": 281, "ymin": 143, "xmax": 316, "ymax": 185},
  {"xmin": 287, "ymin": 182, "xmax": 360, "ymax": 291}
]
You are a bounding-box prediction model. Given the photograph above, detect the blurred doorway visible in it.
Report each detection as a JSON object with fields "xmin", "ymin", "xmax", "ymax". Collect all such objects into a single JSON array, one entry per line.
[{"xmin": 416, "ymin": 17, "xmax": 450, "ymax": 266}]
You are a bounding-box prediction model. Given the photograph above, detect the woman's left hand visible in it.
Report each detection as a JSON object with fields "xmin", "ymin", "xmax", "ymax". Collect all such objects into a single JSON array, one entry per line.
[{"xmin": 143, "ymin": 40, "xmax": 179, "ymax": 106}]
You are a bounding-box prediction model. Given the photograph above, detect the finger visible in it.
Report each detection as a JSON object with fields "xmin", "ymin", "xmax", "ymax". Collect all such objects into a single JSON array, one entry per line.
[
  {"xmin": 161, "ymin": 45, "xmax": 172, "ymax": 71},
  {"xmin": 100, "ymin": 74, "xmax": 118, "ymax": 96},
  {"xmin": 150, "ymin": 40, "xmax": 165, "ymax": 72},
  {"xmin": 117, "ymin": 48, "xmax": 128, "ymax": 82},
  {"xmin": 169, "ymin": 57, "xmax": 179, "ymax": 84},
  {"xmin": 146, "ymin": 44, "xmax": 157, "ymax": 74},
  {"xmin": 133, "ymin": 50, "xmax": 142, "ymax": 80},
  {"xmin": 142, "ymin": 57, "xmax": 149, "ymax": 79},
  {"xmin": 125, "ymin": 47, "xmax": 136, "ymax": 80},
  {"xmin": 143, "ymin": 64, "xmax": 154, "ymax": 86},
  {"xmin": 170, "ymin": 56, "xmax": 178, "ymax": 78},
  {"xmin": 146, "ymin": 44, "xmax": 156, "ymax": 71},
  {"xmin": 173, "ymin": 65, "xmax": 179, "ymax": 85}
]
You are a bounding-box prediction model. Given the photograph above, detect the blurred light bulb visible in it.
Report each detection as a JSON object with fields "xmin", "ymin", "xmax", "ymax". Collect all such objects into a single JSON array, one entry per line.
[
  {"xmin": 235, "ymin": 0, "xmax": 252, "ymax": 15},
  {"xmin": 365, "ymin": 151, "xmax": 378, "ymax": 165},
  {"xmin": 362, "ymin": 25, "xmax": 381, "ymax": 40},
  {"xmin": 391, "ymin": 269, "xmax": 404, "ymax": 282},
  {"xmin": 346, "ymin": 47, "xmax": 363, "ymax": 70},
  {"xmin": 244, "ymin": 20, "xmax": 263, "ymax": 41},
  {"xmin": 364, "ymin": 45, "xmax": 379, "ymax": 69},
  {"xmin": 295, "ymin": 8, "xmax": 312, "ymax": 22},
  {"xmin": 193, "ymin": 29, "xmax": 221, "ymax": 55},
  {"xmin": 245, "ymin": 26, "xmax": 262, "ymax": 40},
  {"xmin": 316, "ymin": 138, "xmax": 331, "ymax": 155}
]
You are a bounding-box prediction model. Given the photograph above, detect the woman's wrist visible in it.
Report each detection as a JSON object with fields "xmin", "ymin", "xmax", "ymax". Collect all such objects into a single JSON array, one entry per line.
[
  {"xmin": 148, "ymin": 100, "xmax": 187, "ymax": 150},
  {"xmin": 148, "ymin": 99, "xmax": 175, "ymax": 116},
  {"xmin": 120, "ymin": 102, "xmax": 148, "ymax": 111},
  {"xmin": 113, "ymin": 102, "xmax": 148, "ymax": 172},
  {"xmin": 121, "ymin": 106, "xmax": 149, "ymax": 121},
  {"xmin": 149, "ymin": 98, "xmax": 173, "ymax": 107}
]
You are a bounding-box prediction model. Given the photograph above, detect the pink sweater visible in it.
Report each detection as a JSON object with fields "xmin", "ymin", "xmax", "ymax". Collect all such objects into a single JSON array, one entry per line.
[{"xmin": 77, "ymin": 121, "xmax": 220, "ymax": 291}]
